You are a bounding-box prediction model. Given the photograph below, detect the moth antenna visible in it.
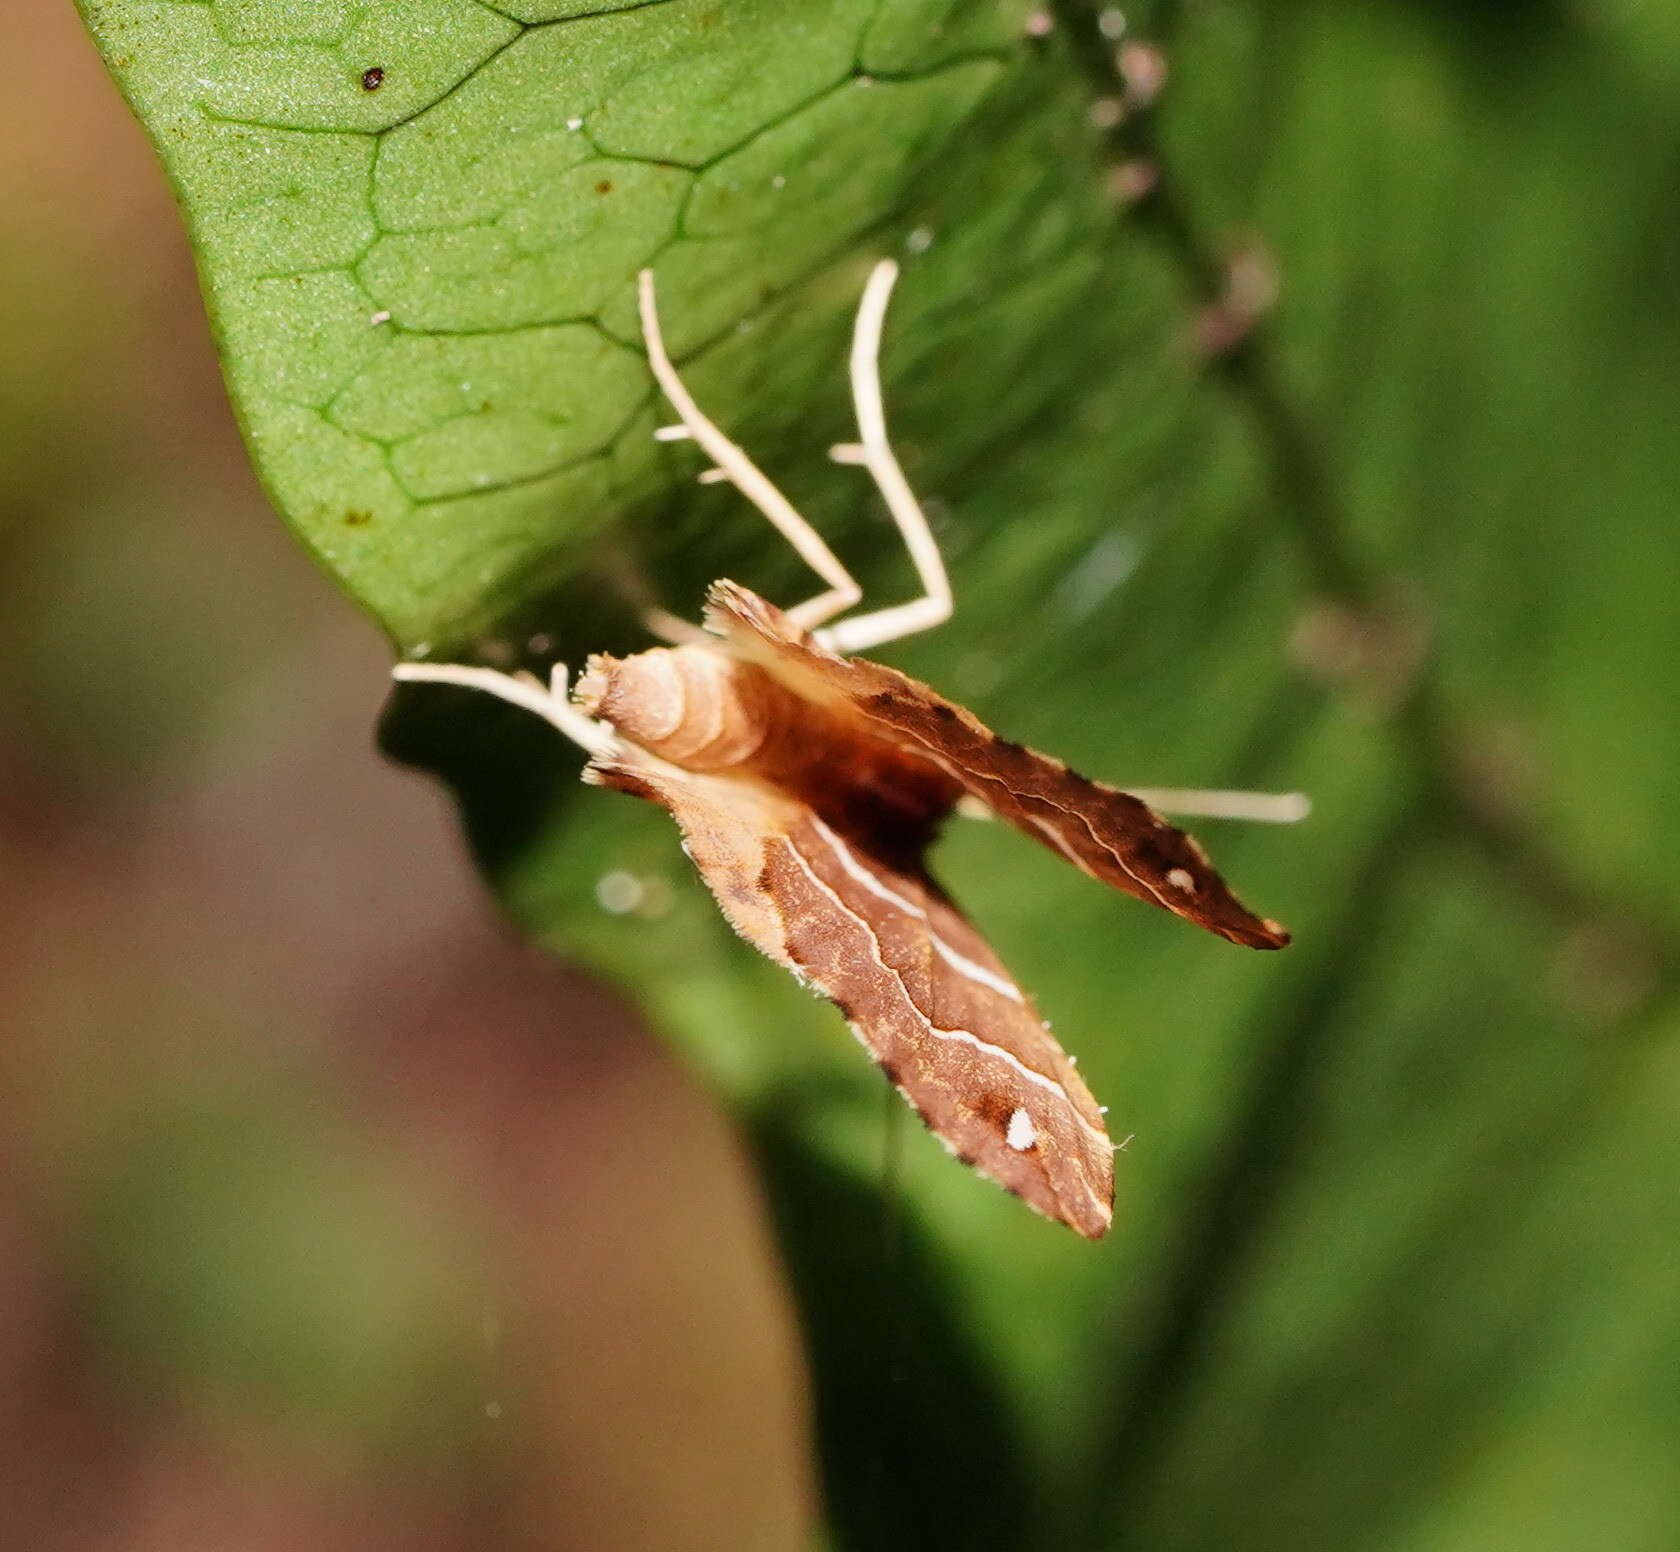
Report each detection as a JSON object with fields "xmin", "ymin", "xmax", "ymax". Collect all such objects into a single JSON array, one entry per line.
[
  {"xmin": 1126, "ymin": 788, "xmax": 1312, "ymax": 824},
  {"xmin": 640, "ymin": 607, "xmax": 713, "ymax": 648},
  {"xmin": 815, "ymin": 259, "xmax": 955, "ymax": 656},
  {"xmin": 591, "ymin": 542, "xmax": 708, "ymax": 646},
  {"xmin": 391, "ymin": 661, "xmax": 617, "ymax": 758},
  {"xmin": 636, "ymin": 268, "xmax": 862, "ymax": 629}
]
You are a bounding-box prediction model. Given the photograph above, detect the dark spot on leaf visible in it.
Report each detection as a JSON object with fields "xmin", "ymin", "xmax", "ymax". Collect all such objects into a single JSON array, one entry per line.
[
  {"xmin": 595, "ymin": 179, "xmax": 614, "ymax": 195},
  {"xmin": 343, "ymin": 509, "xmax": 373, "ymax": 527},
  {"xmin": 361, "ymin": 67, "xmax": 385, "ymax": 91}
]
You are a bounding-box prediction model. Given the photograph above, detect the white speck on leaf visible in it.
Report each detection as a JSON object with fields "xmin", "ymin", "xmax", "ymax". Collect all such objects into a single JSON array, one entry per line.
[
  {"xmin": 596, "ymin": 871, "xmax": 645, "ymax": 915},
  {"xmin": 1052, "ymin": 528, "xmax": 1145, "ymax": 623}
]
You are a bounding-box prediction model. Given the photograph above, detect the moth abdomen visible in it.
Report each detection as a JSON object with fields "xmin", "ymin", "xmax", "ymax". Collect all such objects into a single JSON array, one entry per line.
[
  {"xmin": 576, "ymin": 646, "xmax": 777, "ymax": 772},
  {"xmin": 579, "ymin": 644, "xmax": 960, "ymax": 848}
]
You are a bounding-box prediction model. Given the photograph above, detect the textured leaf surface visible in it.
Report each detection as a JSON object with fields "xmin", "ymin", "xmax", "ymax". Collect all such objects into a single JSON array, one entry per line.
[{"xmin": 83, "ymin": 0, "xmax": 1680, "ymax": 1547}]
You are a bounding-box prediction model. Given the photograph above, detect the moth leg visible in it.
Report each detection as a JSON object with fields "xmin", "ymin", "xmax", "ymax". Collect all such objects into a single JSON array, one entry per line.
[
  {"xmin": 391, "ymin": 661, "xmax": 617, "ymax": 758},
  {"xmin": 637, "ymin": 269, "xmax": 862, "ymax": 630},
  {"xmin": 1125, "ymin": 787, "xmax": 1312, "ymax": 824},
  {"xmin": 952, "ymin": 787, "xmax": 1309, "ymax": 824},
  {"xmin": 814, "ymin": 259, "xmax": 954, "ymax": 656}
]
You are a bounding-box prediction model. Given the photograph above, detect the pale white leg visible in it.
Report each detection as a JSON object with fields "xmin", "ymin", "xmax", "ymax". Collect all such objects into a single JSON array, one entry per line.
[
  {"xmin": 637, "ymin": 270, "xmax": 862, "ymax": 630},
  {"xmin": 391, "ymin": 661, "xmax": 617, "ymax": 759},
  {"xmin": 1121, "ymin": 788, "xmax": 1312, "ymax": 823},
  {"xmin": 815, "ymin": 260, "xmax": 953, "ymax": 655},
  {"xmin": 955, "ymin": 788, "xmax": 1310, "ymax": 824}
]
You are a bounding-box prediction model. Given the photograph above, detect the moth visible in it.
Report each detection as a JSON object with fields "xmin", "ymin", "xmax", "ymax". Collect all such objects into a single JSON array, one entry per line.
[{"xmin": 395, "ymin": 262, "xmax": 1300, "ymax": 1238}]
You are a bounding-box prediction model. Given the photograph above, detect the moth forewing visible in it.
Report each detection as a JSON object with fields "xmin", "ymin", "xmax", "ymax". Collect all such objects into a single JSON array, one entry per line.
[
  {"xmin": 703, "ymin": 582, "xmax": 1291, "ymax": 951},
  {"xmin": 589, "ymin": 741, "xmax": 1114, "ymax": 1237}
]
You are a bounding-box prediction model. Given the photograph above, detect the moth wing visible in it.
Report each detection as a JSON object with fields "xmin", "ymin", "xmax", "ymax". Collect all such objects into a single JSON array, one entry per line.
[
  {"xmin": 705, "ymin": 580, "xmax": 1289, "ymax": 951},
  {"xmin": 587, "ymin": 747, "xmax": 1115, "ymax": 1238}
]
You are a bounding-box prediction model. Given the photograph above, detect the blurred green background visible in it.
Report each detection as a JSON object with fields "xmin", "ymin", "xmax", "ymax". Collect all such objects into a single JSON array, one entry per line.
[{"xmin": 8, "ymin": 1, "xmax": 1680, "ymax": 1548}]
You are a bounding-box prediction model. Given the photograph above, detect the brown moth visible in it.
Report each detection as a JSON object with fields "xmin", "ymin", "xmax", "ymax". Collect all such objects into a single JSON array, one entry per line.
[{"xmin": 395, "ymin": 261, "xmax": 1300, "ymax": 1238}]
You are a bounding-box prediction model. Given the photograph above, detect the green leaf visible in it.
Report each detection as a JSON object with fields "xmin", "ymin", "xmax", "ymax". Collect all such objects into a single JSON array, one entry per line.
[{"xmin": 81, "ymin": 0, "xmax": 1680, "ymax": 1547}]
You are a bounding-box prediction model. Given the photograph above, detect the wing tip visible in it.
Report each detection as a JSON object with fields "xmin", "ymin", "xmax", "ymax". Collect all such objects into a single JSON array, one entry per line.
[
  {"xmin": 1229, "ymin": 915, "xmax": 1292, "ymax": 950},
  {"xmin": 972, "ymin": 1149, "xmax": 1116, "ymax": 1240},
  {"xmin": 703, "ymin": 578, "xmax": 794, "ymax": 640}
]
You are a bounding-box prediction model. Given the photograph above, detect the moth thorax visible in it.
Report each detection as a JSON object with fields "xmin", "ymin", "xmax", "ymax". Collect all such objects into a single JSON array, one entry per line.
[{"xmin": 575, "ymin": 646, "xmax": 778, "ymax": 772}]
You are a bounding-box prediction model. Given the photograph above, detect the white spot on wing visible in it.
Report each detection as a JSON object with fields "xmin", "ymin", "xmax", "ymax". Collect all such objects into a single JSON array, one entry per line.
[
  {"xmin": 1167, "ymin": 867, "xmax": 1196, "ymax": 892},
  {"xmin": 1006, "ymin": 1108, "xmax": 1037, "ymax": 1151},
  {"xmin": 777, "ymin": 837, "xmax": 1110, "ymax": 1155}
]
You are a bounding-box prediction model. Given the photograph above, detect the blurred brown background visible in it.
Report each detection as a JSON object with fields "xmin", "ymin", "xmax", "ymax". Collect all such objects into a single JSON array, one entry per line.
[{"xmin": 0, "ymin": 8, "xmax": 811, "ymax": 1548}]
